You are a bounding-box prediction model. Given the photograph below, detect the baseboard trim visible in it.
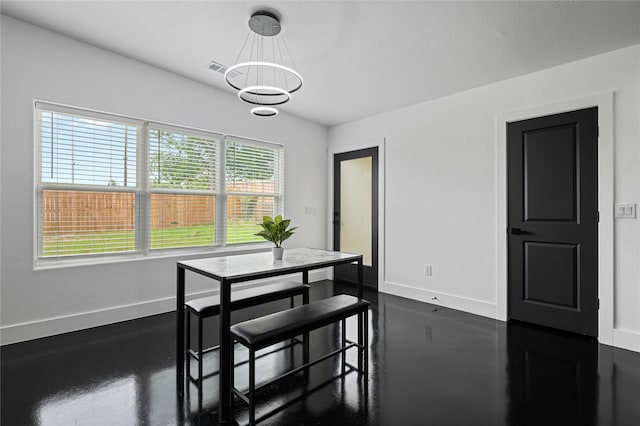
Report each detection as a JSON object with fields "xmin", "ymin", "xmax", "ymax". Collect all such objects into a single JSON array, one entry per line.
[
  {"xmin": 381, "ymin": 280, "xmax": 498, "ymax": 319},
  {"xmin": 613, "ymin": 328, "xmax": 640, "ymax": 353},
  {"xmin": 381, "ymin": 281, "xmax": 640, "ymax": 354},
  {"xmin": 0, "ymin": 269, "xmax": 329, "ymax": 346}
]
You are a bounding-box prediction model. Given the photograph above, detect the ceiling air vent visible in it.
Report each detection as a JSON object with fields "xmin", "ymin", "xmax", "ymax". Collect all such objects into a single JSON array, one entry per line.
[{"xmin": 208, "ymin": 60, "xmax": 242, "ymax": 78}]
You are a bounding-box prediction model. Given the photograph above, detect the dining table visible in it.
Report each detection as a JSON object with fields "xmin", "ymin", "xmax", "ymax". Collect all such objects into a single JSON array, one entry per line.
[{"xmin": 176, "ymin": 247, "xmax": 364, "ymax": 423}]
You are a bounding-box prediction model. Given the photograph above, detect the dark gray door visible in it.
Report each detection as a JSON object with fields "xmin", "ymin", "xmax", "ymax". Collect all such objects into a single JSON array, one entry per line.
[
  {"xmin": 507, "ymin": 107, "xmax": 598, "ymax": 336},
  {"xmin": 333, "ymin": 147, "xmax": 378, "ymax": 288}
]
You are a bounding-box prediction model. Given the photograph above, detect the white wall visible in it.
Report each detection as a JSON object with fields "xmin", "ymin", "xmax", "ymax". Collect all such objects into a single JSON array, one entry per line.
[
  {"xmin": 329, "ymin": 44, "xmax": 640, "ymax": 352},
  {"xmin": 3, "ymin": 15, "xmax": 639, "ymax": 353},
  {"xmin": 0, "ymin": 16, "xmax": 328, "ymax": 344}
]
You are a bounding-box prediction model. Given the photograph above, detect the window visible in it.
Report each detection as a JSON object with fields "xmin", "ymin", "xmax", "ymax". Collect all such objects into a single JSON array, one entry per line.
[
  {"xmin": 148, "ymin": 126, "xmax": 219, "ymax": 250},
  {"xmin": 37, "ymin": 106, "xmax": 139, "ymax": 258},
  {"xmin": 225, "ymin": 136, "xmax": 283, "ymax": 244},
  {"xmin": 35, "ymin": 102, "xmax": 284, "ymax": 263}
]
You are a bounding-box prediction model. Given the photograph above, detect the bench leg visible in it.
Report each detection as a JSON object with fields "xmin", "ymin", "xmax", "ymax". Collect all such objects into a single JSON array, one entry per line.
[
  {"xmin": 289, "ymin": 295, "xmax": 297, "ymax": 361},
  {"xmin": 230, "ymin": 339, "xmax": 235, "ymax": 421},
  {"xmin": 197, "ymin": 315, "xmax": 203, "ymax": 410},
  {"xmin": 358, "ymin": 311, "xmax": 363, "ymax": 375},
  {"xmin": 341, "ymin": 318, "xmax": 346, "ymax": 376},
  {"xmin": 249, "ymin": 348, "xmax": 256, "ymax": 426},
  {"xmin": 363, "ymin": 307, "xmax": 369, "ymax": 379},
  {"xmin": 302, "ymin": 289, "xmax": 310, "ymax": 367},
  {"xmin": 185, "ymin": 309, "xmax": 191, "ymax": 385}
]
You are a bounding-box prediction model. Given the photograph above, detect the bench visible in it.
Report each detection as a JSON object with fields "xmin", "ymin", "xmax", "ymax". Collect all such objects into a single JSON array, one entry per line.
[
  {"xmin": 229, "ymin": 294, "xmax": 369, "ymax": 425},
  {"xmin": 184, "ymin": 281, "xmax": 309, "ymax": 391}
]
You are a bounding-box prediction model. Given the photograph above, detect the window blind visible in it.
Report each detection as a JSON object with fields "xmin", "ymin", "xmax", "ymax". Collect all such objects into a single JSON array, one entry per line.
[
  {"xmin": 148, "ymin": 127, "xmax": 219, "ymax": 250},
  {"xmin": 225, "ymin": 137, "xmax": 283, "ymax": 245},
  {"xmin": 36, "ymin": 107, "xmax": 139, "ymax": 258}
]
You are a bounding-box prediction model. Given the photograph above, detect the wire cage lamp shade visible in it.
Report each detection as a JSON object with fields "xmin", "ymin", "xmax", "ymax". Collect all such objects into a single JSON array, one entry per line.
[{"xmin": 224, "ymin": 11, "xmax": 303, "ymax": 117}]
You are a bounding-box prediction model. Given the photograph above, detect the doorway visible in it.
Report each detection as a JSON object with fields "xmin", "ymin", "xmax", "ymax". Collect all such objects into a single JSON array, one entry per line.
[
  {"xmin": 333, "ymin": 147, "xmax": 379, "ymax": 288},
  {"xmin": 507, "ymin": 107, "xmax": 598, "ymax": 337}
]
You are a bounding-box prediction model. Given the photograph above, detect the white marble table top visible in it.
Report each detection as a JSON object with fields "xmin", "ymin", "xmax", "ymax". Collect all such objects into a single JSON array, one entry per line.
[{"xmin": 178, "ymin": 247, "xmax": 361, "ymax": 281}]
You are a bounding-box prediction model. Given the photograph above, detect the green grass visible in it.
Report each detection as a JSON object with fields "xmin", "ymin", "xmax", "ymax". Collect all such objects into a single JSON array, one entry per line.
[{"xmin": 42, "ymin": 221, "xmax": 263, "ymax": 257}]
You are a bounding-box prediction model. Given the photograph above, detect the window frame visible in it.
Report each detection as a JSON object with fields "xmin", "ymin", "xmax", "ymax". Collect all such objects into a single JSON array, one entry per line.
[{"xmin": 34, "ymin": 101, "xmax": 284, "ymax": 268}]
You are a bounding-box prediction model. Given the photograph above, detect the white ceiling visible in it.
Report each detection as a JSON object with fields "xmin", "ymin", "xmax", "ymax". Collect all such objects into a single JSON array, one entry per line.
[{"xmin": 2, "ymin": 1, "xmax": 640, "ymax": 127}]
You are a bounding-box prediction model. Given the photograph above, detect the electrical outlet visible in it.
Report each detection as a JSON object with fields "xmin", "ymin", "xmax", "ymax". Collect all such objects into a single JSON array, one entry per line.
[
  {"xmin": 424, "ymin": 265, "xmax": 433, "ymax": 277},
  {"xmin": 615, "ymin": 203, "xmax": 636, "ymax": 219}
]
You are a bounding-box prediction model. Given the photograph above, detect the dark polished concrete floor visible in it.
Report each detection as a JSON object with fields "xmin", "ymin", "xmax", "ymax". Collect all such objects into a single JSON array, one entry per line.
[{"xmin": 2, "ymin": 280, "xmax": 640, "ymax": 426}]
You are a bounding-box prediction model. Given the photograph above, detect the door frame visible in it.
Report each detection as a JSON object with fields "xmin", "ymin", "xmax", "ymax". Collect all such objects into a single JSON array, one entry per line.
[
  {"xmin": 333, "ymin": 147, "xmax": 379, "ymax": 288},
  {"xmin": 328, "ymin": 138, "xmax": 385, "ymax": 289},
  {"xmin": 496, "ymin": 93, "xmax": 614, "ymax": 345}
]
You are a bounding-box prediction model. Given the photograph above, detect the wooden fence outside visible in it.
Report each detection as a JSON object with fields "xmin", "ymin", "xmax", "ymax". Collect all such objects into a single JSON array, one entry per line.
[{"xmin": 43, "ymin": 180, "xmax": 276, "ymax": 234}]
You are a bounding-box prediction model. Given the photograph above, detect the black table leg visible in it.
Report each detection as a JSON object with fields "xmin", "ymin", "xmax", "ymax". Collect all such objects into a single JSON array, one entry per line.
[
  {"xmin": 357, "ymin": 257, "xmax": 363, "ymax": 299},
  {"xmin": 302, "ymin": 270, "xmax": 310, "ymax": 366},
  {"xmin": 176, "ymin": 265, "xmax": 185, "ymax": 398},
  {"xmin": 357, "ymin": 257, "xmax": 364, "ymax": 375},
  {"xmin": 219, "ymin": 278, "xmax": 231, "ymax": 422}
]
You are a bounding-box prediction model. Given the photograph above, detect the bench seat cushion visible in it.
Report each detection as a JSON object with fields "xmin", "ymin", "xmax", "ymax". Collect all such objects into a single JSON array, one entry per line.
[
  {"xmin": 185, "ymin": 281, "xmax": 309, "ymax": 316},
  {"xmin": 230, "ymin": 294, "xmax": 369, "ymax": 350}
]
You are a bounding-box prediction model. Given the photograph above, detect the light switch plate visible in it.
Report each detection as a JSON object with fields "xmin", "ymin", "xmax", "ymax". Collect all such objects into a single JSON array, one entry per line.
[{"xmin": 615, "ymin": 203, "xmax": 636, "ymax": 219}]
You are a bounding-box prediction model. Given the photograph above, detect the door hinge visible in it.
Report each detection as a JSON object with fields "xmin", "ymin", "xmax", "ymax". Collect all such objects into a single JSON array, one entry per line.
[
  {"xmin": 597, "ymin": 211, "xmax": 600, "ymax": 222},
  {"xmin": 597, "ymin": 126, "xmax": 600, "ymax": 137},
  {"xmin": 598, "ymin": 299, "xmax": 600, "ymax": 310}
]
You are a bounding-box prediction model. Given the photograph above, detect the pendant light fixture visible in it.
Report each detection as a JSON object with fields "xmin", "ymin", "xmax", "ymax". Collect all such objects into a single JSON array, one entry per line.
[{"xmin": 224, "ymin": 10, "xmax": 303, "ymax": 117}]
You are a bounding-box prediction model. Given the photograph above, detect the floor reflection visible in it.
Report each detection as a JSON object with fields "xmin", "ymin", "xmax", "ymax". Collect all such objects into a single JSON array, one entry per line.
[
  {"xmin": 2, "ymin": 280, "xmax": 640, "ymax": 425},
  {"xmin": 37, "ymin": 377, "xmax": 138, "ymax": 426},
  {"xmin": 506, "ymin": 321, "xmax": 599, "ymax": 425}
]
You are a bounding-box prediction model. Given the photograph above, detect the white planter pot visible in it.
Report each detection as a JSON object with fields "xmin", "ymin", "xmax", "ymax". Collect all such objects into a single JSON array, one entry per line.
[{"xmin": 272, "ymin": 247, "xmax": 284, "ymax": 260}]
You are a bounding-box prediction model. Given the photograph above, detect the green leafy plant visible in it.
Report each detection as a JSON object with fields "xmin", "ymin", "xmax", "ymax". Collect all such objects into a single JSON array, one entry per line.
[{"xmin": 255, "ymin": 215, "xmax": 297, "ymax": 248}]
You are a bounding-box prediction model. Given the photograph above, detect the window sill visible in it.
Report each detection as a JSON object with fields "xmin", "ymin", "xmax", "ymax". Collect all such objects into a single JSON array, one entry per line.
[{"xmin": 33, "ymin": 243, "xmax": 273, "ymax": 271}]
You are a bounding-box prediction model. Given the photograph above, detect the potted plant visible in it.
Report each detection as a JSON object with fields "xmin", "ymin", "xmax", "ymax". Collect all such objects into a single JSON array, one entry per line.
[{"xmin": 255, "ymin": 215, "xmax": 297, "ymax": 260}]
